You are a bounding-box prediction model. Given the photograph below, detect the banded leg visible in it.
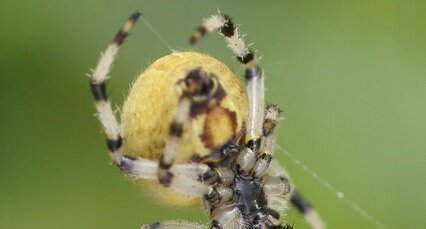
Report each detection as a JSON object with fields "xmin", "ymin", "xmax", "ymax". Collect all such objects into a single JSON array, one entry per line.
[
  {"xmin": 263, "ymin": 160, "xmax": 293, "ymax": 227},
  {"xmin": 237, "ymin": 104, "xmax": 281, "ymax": 176},
  {"xmin": 157, "ymin": 96, "xmax": 191, "ymax": 186},
  {"xmin": 210, "ymin": 203, "xmax": 293, "ymax": 229},
  {"xmin": 267, "ymin": 161, "xmax": 326, "ymax": 229},
  {"xmin": 89, "ymin": 12, "xmax": 140, "ymax": 164},
  {"xmin": 190, "ymin": 13, "xmax": 264, "ymax": 153},
  {"xmin": 157, "ymin": 68, "xmax": 219, "ymax": 186},
  {"xmin": 290, "ymin": 191, "xmax": 325, "ymax": 229},
  {"xmin": 253, "ymin": 105, "xmax": 281, "ymax": 177},
  {"xmin": 210, "ymin": 206, "xmax": 245, "ymax": 229},
  {"xmin": 141, "ymin": 221, "xmax": 207, "ymax": 229},
  {"xmin": 87, "ymin": 13, "xmax": 214, "ymax": 198},
  {"xmin": 121, "ymin": 156, "xmax": 219, "ymax": 198}
]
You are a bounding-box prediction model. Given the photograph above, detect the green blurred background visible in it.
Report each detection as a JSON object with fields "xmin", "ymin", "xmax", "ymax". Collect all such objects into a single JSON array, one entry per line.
[{"xmin": 1, "ymin": 1, "xmax": 425, "ymax": 228}]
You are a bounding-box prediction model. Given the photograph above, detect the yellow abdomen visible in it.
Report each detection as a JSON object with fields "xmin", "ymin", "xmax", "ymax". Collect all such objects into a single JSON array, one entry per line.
[{"xmin": 121, "ymin": 52, "xmax": 248, "ymax": 206}]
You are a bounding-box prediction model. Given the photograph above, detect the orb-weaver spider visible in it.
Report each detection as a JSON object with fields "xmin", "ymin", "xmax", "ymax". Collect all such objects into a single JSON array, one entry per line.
[{"xmin": 89, "ymin": 12, "xmax": 325, "ymax": 229}]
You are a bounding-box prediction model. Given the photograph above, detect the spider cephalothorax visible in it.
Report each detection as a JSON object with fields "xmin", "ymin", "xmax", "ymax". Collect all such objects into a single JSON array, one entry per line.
[{"xmin": 89, "ymin": 12, "xmax": 325, "ymax": 229}]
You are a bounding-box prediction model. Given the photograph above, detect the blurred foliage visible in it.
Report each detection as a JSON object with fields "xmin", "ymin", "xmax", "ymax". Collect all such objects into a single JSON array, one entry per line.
[{"xmin": 0, "ymin": 1, "xmax": 425, "ymax": 228}]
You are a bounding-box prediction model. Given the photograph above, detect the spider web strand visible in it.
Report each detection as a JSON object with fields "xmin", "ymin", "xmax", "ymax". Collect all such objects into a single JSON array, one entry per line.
[
  {"xmin": 140, "ymin": 16, "xmax": 174, "ymax": 52},
  {"xmin": 276, "ymin": 145, "xmax": 389, "ymax": 229}
]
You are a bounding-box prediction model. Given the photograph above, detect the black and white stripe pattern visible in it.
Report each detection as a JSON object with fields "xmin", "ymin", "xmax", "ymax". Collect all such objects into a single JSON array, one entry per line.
[
  {"xmin": 125, "ymin": 157, "xmax": 214, "ymax": 198},
  {"xmin": 253, "ymin": 105, "xmax": 281, "ymax": 177},
  {"xmin": 89, "ymin": 12, "xmax": 140, "ymax": 164},
  {"xmin": 262, "ymin": 105, "xmax": 281, "ymax": 138},
  {"xmin": 88, "ymin": 12, "xmax": 325, "ymax": 229},
  {"xmin": 158, "ymin": 68, "xmax": 220, "ymax": 186},
  {"xmin": 291, "ymin": 191, "xmax": 325, "ymax": 229},
  {"xmin": 190, "ymin": 13, "xmax": 264, "ymax": 153},
  {"xmin": 158, "ymin": 97, "xmax": 191, "ymax": 186}
]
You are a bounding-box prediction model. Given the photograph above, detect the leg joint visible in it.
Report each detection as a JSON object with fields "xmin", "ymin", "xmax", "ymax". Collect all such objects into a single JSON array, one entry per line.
[
  {"xmin": 106, "ymin": 136, "xmax": 123, "ymax": 152},
  {"xmin": 90, "ymin": 81, "xmax": 107, "ymax": 102},
  {"xmin": 245, "ymin": 65, "xmax": 262, "ymax": 80},
  {"xmin": 159, "ymin": 171, "xmax": 174, "ymax": 187},
  {"xmin": 291, "ymin": 191, "xmax": 312, "ymax": 213},
  {"xmin": 219, "ymin": 15, "xmax": 235, "ymax": 37},
  {"xmin": 237, "ymin": 51, "xmax": 255, "ymax": 64}
]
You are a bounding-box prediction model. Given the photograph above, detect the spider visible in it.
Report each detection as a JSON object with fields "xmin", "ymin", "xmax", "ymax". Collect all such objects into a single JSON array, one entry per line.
[{"xmin": 89, "ymin": 12, "xmax": 326, "ymax": 229}]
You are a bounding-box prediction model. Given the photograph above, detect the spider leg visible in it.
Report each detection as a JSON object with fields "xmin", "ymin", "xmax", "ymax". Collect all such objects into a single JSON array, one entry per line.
[
  {"xmin": 210, "ymin": 206, "xmax": 245, "ymax": 229},
  {"xmin": 89, "ymin": 19, "xmax": 216, "ymax": 198},
  {"xmin": 141, "ymin": 221, "xmax": 207, "ymax": 229},
  {"xmin": 157, "ymin": 95, "xmax": 192, "ymax": 186},
  {"xmin": 120, "ymin": 155, "xmax": 226, "ymax": 198},
  {"xmin": 89, "ymin": 12, "xmax": 140, "ymax": 164},
  {"xmin": 190, "ymin": 13, "xmax": 264, "ymax": 154},
  {"xmin": 290, "ymin": 191, "xmax": 326, "ymax": 229},
  {"xmin": 253, "ymin": 105, "xmax": 281, "ymax": 177},
  {"xmin": 157, "ymin": 68, "xmax": 220, "ymax": 186},
  {"xmin": 262, "ymin": 159, "xmax": 293, "ymax": 228},
  {"xmin": 267, "ymin": 160, "xmax": 326, "ymax": 229}
]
